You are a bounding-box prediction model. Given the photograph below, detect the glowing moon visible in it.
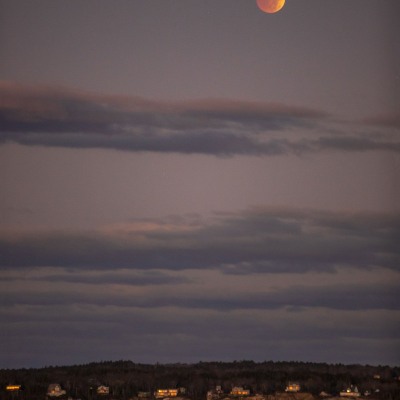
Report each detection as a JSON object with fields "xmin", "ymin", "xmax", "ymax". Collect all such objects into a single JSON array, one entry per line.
[{"xmin": 256, "ymin": 0, "xmax": 286, "ymax": 13}]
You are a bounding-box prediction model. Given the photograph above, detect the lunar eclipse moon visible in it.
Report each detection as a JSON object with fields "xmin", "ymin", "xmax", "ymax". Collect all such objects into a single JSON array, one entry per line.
[{"xmin": 256, "ymin": 0, "xmax": 286, "ymax": 13}]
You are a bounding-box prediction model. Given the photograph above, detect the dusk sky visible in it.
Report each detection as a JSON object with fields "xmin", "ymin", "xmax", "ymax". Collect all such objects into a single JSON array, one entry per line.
[{"xmin": 1, "ymin": 0, "xmax": 399, "ymax": 369}]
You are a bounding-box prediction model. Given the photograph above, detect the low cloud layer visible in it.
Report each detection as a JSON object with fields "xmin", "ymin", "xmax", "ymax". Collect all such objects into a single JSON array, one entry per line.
[
  {"xmin": 1, "ymin": 82, "xmax": 399, "ymax": 156},
  {"xmin": 1, "ymin": 207, "xmax": 399, "ymax": 367},
  {"xmin": 1, "ymin": 208, "xmax": 399, "ymax": 273},
  {"xmin": 1, "ymin": 278, "xmax": 399, "ymax": 312},
  {"xmin": 1, "ymin": 278, "xmax": 399, "ymax": 367}
]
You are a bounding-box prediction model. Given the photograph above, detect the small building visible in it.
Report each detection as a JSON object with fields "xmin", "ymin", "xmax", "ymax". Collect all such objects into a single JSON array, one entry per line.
[
  {"xmin": 339, "ymin": 386, "xmax": 360, "ymax": 398},
  {"xmin": 285, "ymin": 383, "xmax": 301, "ymax": 393},
  {"xmin": 97, "ymin": 386, "xmax": 110, "ymax": 395},
  {"xmin": 155, "ymin": 389, "xmax": 179, "ymax": 399},
  {"xmin": 6, "ymin": 385, "xmax": 22, "ymax": 392},
  {"xmin": 319, "ymin": 392, "xmax": 331, "ymax": 397},
  {"xmin": 47, "ymin": 384, "xmax": 66, "ymax": 397},
  {"xmin": 207, "ymin": 386, "xmax": 224, "ymax": 400},
  {"xmin": 230, "ymin": 387, "xmax": 250, "ymax": 396},
  {"xmin": 138, "ymin": 392, "xmax": 151, "ymax": 398},
  {"xmin": 207, "ymin": 391, "xmax": 214, "ymax": 400}
]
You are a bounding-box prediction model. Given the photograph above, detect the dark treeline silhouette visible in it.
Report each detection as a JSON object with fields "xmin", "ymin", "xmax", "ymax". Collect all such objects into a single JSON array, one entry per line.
[{"xmin": 1, "ymin": 361, "xmax": 399, "ymax": 400}]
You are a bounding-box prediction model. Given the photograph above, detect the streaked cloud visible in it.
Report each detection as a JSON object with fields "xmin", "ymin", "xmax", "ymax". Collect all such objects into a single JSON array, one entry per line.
[
  {"xmin": 1, "ymin": 82, "xmax": 399, "ymax": 156},
  {"xmin": 1, "ymin": 208, "xmax": 399, "ymax": 273},
  {"xmin": 1, "ymin": 290, "xmax": 399, "ymax": 367},
  {"xmin": 0, "ymin": 268, "xmax": 189, "ymax": 286},
  {"xmin": 1, "ymin": 277, "xmax": 399, "ymax": 312}
]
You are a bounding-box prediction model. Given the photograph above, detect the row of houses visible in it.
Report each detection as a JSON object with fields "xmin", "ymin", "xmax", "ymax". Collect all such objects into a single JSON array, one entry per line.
[
  {"xmin": 207, "ymin": 384, "xmax": 369, "ymax": 399},
  {"xmin": 5, "ymin": 384, "xmax": 184, "ymax": 398},
  {"xmin": 4, "ymin": 383, "xmax": 374, "ymax": 399},
  {"xmin": 45, "ymin": 385, "xmax": 187, "ymax": 399},
  {"xmin": 207, "ymin": 383, "xmax": 301, "ymax": 399},
  {"xmin": 46, "ymin": 384, "xmax": 110, "ymax": 397}
]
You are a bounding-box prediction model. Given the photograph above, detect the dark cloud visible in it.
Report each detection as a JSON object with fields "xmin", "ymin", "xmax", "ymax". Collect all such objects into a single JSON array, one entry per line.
[
  {"xmin": 1, "ymin": 208, "xmax": 399, "ymax": 273},
  {"xmin": 314, "ymin": 136, "xmax": 400, "ymax": 153},
  {"xmin": 0, "ymin": 269, "xmax": 188, "ymax": 286},
  {"xmin": 1, "ymin": 284, "xmax": 399, "ymax": 368},
  {"xmin": 1, "ymin": 82, "xmax": 399, "ymax": 156},
  {"xmin": 2, "ymin": 300, "xmax": 398, "ymax": 342},
  {"xmin": 1, "ymin": 266, "xmax": 399, "ymax": 365},
  {"xmin": 2, "ymin": 280, "xmax": 399, "ymax": 312}
]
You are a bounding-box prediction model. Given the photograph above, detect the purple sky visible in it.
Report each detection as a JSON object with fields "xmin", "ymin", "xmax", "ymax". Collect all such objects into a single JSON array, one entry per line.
[{"xmin": 0, "ymin": 0, "xmax": 399, "ymax": 368}]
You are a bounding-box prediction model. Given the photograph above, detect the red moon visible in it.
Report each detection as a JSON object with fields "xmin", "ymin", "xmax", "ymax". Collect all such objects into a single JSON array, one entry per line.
[{"xmin": 257, "ymin": 0, "xmax": 286, "ymax": 13}]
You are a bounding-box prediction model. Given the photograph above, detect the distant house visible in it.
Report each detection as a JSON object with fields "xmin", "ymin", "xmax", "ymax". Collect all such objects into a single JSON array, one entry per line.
[
  {"xmin": 339, "ymin": 386, "xmax": 361, "ymax": 398},
  {"xmin": 319, "ymin": 392, "xmax": 331, "ymax": 397},
  {"xmin": 207, "ymin": 391, "xmax": 217, "ymax": 400},
  {"xmin": 47, "ymin": 384, "xmax": 66, "ymax": 397},
  {"xmin": 97, "ymin": 386, "xmax": 110, "ymax": 395},
  {"xmin": 208, "ymin": 386, "xmax": 224, "ymax": 400},
  {"xmin": 230, "ymin": 387, "xmax": 250, "ymax": 396},
  {"xmin": 155, "ymin": 389, "xmax": 179, "ymax": 399},
  {"xmin": 285, "ymin": 383, "xmax": 300, "ymax": 393},
  {"xmin": 6, "ymin": 385, "xmax": 22, "ymax": 392}
]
